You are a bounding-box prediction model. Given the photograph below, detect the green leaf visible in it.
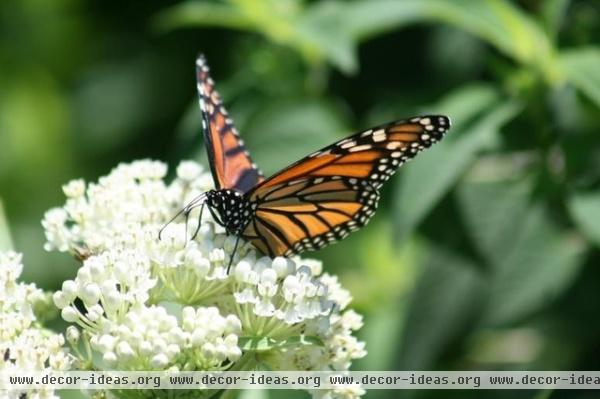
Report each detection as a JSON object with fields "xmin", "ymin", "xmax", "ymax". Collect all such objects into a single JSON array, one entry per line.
[
  {"xmin": 238, "ymin": 335, "xmax": 324, "ymax": 352},
  {"xmin": 355, "ymin": 303, "xmax": 407, "ymax": 372},
  {"xmin": 568, "ymin": 191, "xmax": 600, "ymax": 246},
  {"xmin": 457, "ymin": 179, "xmax": 533, "ymax": 261},
  {"xmin": 338, "ymin": 0, "xmax": 557, "ymax": 79},
  {"xmin": 155, "ymin": 0, "xmax": 558, "ymax": 77},
  {"xmin": 397, "ymin": 244, "xmax": 486, "ymax": 369},
  {"xmin": 394, "ymin": 86, "xmax": 521, "ymax": 238},
  {"xmin": 457, "ymin": 180, "xmax": 588, "ymax": 325},
  {"xmin": 0, "ymin": 198, "xmax": 13, "ymax": 251},
  {"xmin": 296, "ymin": 2, "xmax": 357, "ymax": 73},
  {"xmin": 238, "ymin": 389, "xmax": 270, "ymax": 399},
  {"xmin": 561, "ymin": 47, "xmax": 600, "ymax": 108},
  {"xmin": 540, "ymin": 0, "xmax": 571, "ymax": 39},
  {"xmin": 238, "ymin": 337, "xmax": 278, "ymax": 352},
  {"xmin": 153, "ymin": 2, "xmax": 253, "ymax": 32},
  {"xmin": 154, "ymin": 0, "xmax": 357, "ymax": 72},
  {"xmin": 244, "ymin": 99, "xmax": 348, "ymax": 176},
  {"xmin": 32, "ymin": 291, "xmax": 60, "ymax": 324}
]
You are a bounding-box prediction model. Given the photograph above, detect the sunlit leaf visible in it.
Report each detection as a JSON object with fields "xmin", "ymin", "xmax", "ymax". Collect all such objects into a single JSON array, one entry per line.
[
  {"xmin": 0, "ymin": 198, "xmax": 13, "ymax": 251},
  {"xmin": 155, "ymin": 0, "xmax": 356, "ymax": 72},
  {"xmin": 238, "ymin": 388, "xmax": 270, "ymax": 399},
  {"xmin": 156, "ymin": 0, "xmax": 558, "ymax": 77},
  {"xmin": 561, "ymin": 47, "xmax": 600, "ymax": 108},
  {"xmin": 540, "ymin": 0, "xmax": 571, "ymax": 39},
  {"xmin": 238, "ymin": 335, "xmax": 324, "ymax": 352},
  {"xmin": 330, "ymin": 0, "xmax": 557, "ymax": 79},
  {"xmin": 154, "ymin": 2, "xmax": 253, "ymax": 32},
  {"xmin": 296, "ymin": 2, "xmax": 357, "ymax": 73}
]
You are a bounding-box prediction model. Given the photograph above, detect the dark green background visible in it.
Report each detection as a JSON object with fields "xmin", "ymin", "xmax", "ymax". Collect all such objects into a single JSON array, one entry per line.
[{"xmin": 1, "ymin": 1, "xmax": 599, "ymax": 398}]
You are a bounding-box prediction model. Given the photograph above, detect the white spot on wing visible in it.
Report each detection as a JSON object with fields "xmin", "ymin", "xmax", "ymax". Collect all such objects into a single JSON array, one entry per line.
[
  {"xmin": 348, "ymin": 144, "xmax": 372, "ymax": 152},
  {"xmin": 340, "ymin": 140, "xmax": 356, "ymax": 149}
]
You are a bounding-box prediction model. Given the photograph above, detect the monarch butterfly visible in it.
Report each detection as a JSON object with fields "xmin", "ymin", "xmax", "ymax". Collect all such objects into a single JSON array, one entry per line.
[{"xmin": 161, "ymin": 55, "xmax": 451, "ymax": 271}]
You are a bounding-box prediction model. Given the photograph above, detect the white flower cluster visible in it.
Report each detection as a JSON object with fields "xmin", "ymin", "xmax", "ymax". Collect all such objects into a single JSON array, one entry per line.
[
  {"xmin": 262, "ymin": 285, "xmax": 366, "ymax": 372},
  {"xmin": 43, "ymin": 160, "xmax": 366, "ymax": 398},
  {"xmin": 0, "ymin": 251, "xmax": 71, "ymax": 399},
  {"xmin": 53, "ymin": 249, "xmax": 157, "ymax": 327},
  {"xmin": 85, "ymin": 305, "xmax": 241, "ymax": 371}
]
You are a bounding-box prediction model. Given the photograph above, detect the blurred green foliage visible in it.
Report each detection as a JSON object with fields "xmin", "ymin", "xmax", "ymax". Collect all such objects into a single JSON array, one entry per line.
[{"xmin": 1, "ymin": 0, "xmax": 600, "ymax": 398}]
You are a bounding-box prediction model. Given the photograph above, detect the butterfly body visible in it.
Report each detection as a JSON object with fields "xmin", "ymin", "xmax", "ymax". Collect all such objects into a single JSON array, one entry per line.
[
  {"xmin": 168, "ymin": 55, "xmax": 452, "ymax": 267},
  {"xmin": 204, "ymin": 189, "xmax": 253, "ymax": 235}
]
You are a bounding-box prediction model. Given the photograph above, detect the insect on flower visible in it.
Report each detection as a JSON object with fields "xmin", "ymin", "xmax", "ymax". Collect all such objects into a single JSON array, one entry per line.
[{"xmin": 160, "ymin": 54, "xmax": 451, "ymax": 271}]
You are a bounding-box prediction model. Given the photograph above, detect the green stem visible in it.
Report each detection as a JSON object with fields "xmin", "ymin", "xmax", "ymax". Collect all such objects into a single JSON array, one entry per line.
[
  {"xmin": 229, "ymin": 350, "xmax": 258, "ymax": 372},
  {"xmin": 0, "ymin": 198, "xmax": 14, "ymax": 251},
  {"xmin": 534, "ymin": 389, "xmax": 553, "ymax": 399},
  {"xmin": 217, "ymin": 389, "xmax": 239, "ymax": 399},
  {"xmin": 201, "ymin": 351, "xmax": 258, "ymax": 399}
]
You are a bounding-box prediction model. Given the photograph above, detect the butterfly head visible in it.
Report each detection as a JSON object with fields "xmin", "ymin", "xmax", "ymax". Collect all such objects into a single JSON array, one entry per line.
[{"xmin": 205, "ymin": 189, "xmax": 252, "ymax": 234}]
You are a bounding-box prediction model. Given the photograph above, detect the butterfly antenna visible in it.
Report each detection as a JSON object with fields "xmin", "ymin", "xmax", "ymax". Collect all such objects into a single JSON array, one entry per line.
[
  {"xmin": 158, "ymin": 207, "xmax": 188, "ymax": 240},
  {"xmin": 158, "ymin": 193, "xmax": 207, "ymax": 241},
  {"xmin": 328, "ymin": 303, "xmax": 338, "ymax": 317},
  {"xmin": 227, "ymin": 235, "xmax": 241, "ymax": 275},
  {"xmin": 184, "ymin": 210, "xmax": 190, "ymax": 243}
]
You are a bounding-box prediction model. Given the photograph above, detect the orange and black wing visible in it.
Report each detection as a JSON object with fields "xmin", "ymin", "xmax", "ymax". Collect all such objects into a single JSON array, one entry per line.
[
  {"xmin": 197, "ymin": 55, "xmax": 264, "ymax": 193},
  {"xmin": 241, "ymin": 115, "xmax": 451, "ymax": 257}
]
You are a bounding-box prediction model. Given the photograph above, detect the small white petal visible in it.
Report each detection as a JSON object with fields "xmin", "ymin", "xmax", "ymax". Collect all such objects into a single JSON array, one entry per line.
[
  {"xmin": 66, "ymin": 326, "xmax": 80, "ymax": 344},
  {"xmin": 61, "ymin": 280, "xmax": 78, "ymax": 296},
  {"xmin": 103, "ymin": 351, "xmax": 117, "ymax": 365},
  {"xmin": 52, "ymin": 291, "xmax": 69, "ymax": 309},
  {"xmin": 61, "ymin": 307, "xmax": 78, "ymax": 322},
  {"xmin": 150, "ymin": 353, "xmax": 169, "ymax": 368},
  {"xmin": 82, "ymin": 283, "xmax": 101, "ymax": 305},
  {"xmin": 116, "ymin": 341, "xmax": 135, "ymax": 358}
]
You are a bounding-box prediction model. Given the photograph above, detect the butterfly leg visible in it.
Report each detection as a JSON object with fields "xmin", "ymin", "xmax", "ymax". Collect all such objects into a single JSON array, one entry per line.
[
  {"xmin": 159, "ymin": 192, "xmax": 208, "ymax": 241},
  {"xmin": 227, "ymin": 235, "xmax": 241, "ymax": 274},
  {"xmin": 184, "ymin": 211, "xmax": 190, "ymax": 243},
  {"xmin": 190, "ymin": 202, "xmax": 206, "ymax": 240},
  {"xmin": 207, "ymin": 205, "xmax": 224, "ymax": 227}
]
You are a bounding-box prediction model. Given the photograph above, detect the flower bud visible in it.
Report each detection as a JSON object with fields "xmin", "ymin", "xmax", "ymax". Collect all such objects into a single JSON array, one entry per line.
[
  {"xmin": 150, "ymin": 353, "xmax": 169, "ymax": 368},
  {"xmin": 201, "ymin": 342, "xmax": 215, "ymax": 359},
  {"xmin": 166, "ymin": 344, "xmax": 180, "ymax": 359},
  {"xmin": 82, "ymin": 283, "xmax": 101, "ymax": 305},
  {"xmin": 53, "ymin": 292, "xmax": 69, "ymax": 309},
  {"xmin": 228, "ymin": 346, "xmax": 242, "ymax": 361},
  {"xmin": 272, "ymin": 257, "xmax": 293, "ymax": 277},
  {"xmin": 86, "ymin": 304, "xmax": 104, "ymax": 322},
  {"xmin": 97, "ymin": 334, "xmax": 116, "ymax": 352},
  {"xmin": 61, "ymin": 307, "xmax": 78, "ymax": 322},
  {"xmin": 103, "ymin": 351, "xmax": 117, "ymax": 366},
  {"xmin": 116, "ymin": 341, "xmax": 135, "ymax": 359},
  {"xmin": 139, "ymin": 341, "xmax": 153, "ymax": 356},
  {"xmin": 225, "ymin": 315, "xmax": 242, "ymax": 334},
  {"xmin": 66, "ymin": 326, "xmax": 80, "ymax": 344},
  {"xmin": 61, "ymin": 280, "xmax": 78, "ymax": 297}
]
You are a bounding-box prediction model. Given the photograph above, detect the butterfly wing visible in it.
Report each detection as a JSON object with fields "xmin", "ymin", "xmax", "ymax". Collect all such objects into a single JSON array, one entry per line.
[
  {"xmin": 197, "ymin": 55, "xmax": 264, "ymax": 193},
  {"xmin": 241, "ymin": 115, "xmax": 451, "ymax": 257}
]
